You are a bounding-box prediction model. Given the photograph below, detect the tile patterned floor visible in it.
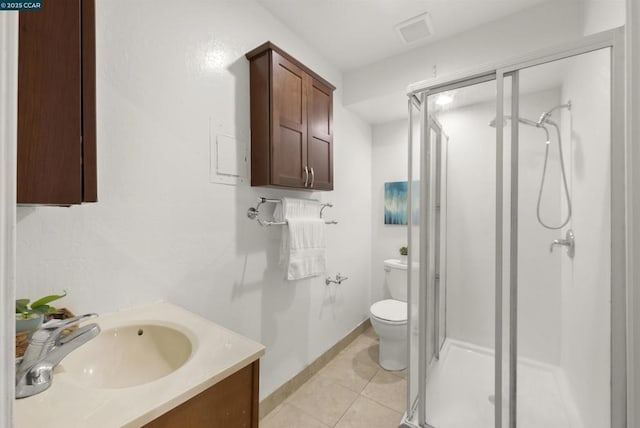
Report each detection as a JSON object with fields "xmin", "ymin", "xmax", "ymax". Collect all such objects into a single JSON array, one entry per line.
[{"xmin": 261, "ymin": 327, "xmax": 407, "ymax": 428}]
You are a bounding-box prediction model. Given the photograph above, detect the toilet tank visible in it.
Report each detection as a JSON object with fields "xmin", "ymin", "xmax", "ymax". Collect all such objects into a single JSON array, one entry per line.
[{"xmin": 384, "ymin": 259, "xmax": 407, "ymax": 302}]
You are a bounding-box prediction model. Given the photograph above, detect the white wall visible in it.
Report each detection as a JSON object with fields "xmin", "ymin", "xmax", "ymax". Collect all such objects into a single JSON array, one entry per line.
[
  {"xmin": 583, "ymin": 0, "xmax": 626, "ymax": 35},
  {"xmin": 558, "ymin": 46, "xmax": 612, "ymax": 428},
  {"xmin": 437, "ymin": 95, "xmax": 496, "ymax": 352},
  {"xmin": 436, "ymin": 89, "xmax": 563, "ymax": 364},
  {"xmin": 15, "ymin": 0, "xmax": 373, "ymax": 400},
  {"xmin": 371, "ymin": 119, "xmax": 410, "ymax": 303}
]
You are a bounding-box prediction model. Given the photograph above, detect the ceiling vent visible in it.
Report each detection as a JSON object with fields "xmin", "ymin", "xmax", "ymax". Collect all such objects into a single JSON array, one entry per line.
[{"xmin": 395, "ymin": 12, "xmax": 434, "ymax": 45}]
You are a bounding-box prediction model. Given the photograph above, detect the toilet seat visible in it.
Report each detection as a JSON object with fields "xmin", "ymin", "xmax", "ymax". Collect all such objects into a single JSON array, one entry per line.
[{"xmin": 370, "ymin": 299, "xmax": 407, "ymax": 324}]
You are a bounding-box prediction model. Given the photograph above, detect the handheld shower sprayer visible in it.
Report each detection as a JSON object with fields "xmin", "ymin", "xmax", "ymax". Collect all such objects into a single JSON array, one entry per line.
[
  {"xmin": 537, "ymin": 111, "xmax": 552, "ymax": 126},
  {"xmin": 536, "ymin": 101, "xmax": 572, "ymax": 127},
  {"xmin": 488, "ymin": 101, "xmax": 573, "ymax": 230}
]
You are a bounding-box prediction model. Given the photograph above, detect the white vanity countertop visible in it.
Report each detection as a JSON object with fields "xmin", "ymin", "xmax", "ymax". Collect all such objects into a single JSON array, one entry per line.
[{"xmin": 14, "ymin": 301, "xmax": 266, "ymax": 427}]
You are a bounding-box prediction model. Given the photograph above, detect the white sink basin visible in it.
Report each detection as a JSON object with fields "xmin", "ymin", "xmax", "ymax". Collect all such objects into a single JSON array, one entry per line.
[
  {"xmin": 59, "ymin": 323, "xmax": 193, "ymax": 389},
  {"xmin": 16, "ymin": 302, "xmax": 265, "ymax": 428}
]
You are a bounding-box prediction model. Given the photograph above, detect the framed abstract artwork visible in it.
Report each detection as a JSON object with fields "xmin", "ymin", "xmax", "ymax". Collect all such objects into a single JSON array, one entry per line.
[
  {"xmin": 384, "ymin": 181, "xmax": 421, "ymax": 225},
  {"xmin": 384, "ymin": 181, "xmax": 408, "ymax": 225}
]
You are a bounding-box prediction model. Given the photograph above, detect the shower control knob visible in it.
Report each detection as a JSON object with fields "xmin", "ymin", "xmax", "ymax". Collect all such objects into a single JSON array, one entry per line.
[{"xmin": 549, "ymin": 229, "xmax": 575, "ymax": 258}]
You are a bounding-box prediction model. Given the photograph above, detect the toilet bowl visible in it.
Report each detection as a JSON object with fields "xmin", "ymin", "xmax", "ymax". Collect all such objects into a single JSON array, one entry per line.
[
  {"xmin": 369, "ymin": 259, "xmax": 408, "ymax": 371},
  {"xmin": 370, "ymin": 299, "xmax": 407, "ymax": 370}
]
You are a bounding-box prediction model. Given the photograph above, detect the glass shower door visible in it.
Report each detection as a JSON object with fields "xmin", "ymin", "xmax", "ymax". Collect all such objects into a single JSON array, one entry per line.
[
  {"xmin": 513, "ymin": 47, "xmax": 613, "ymax": 428},
  {"xmin": 410, "ymin": 77, "xmax": 501, "ymax": 428},
  {"xmin": 407, "ymin": 96, "xmax": 445, "ymax": 421},
  {"xmin": 407, "ymin": 96, "xmax": 421, "ymax": 421}
]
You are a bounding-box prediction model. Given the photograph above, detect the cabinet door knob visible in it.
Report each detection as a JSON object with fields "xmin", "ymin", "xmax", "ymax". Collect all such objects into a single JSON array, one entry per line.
[
  {"xmin": 303, "ymin": 166, "xmax": 309, "ymax": 187},
  {"xmin": 310, "ymin": 167, "xmax": 315, "ymax": 188}
]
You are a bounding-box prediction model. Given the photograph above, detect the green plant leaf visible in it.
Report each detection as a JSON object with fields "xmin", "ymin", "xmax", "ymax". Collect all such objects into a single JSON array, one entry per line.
[
  {"xmin": 31, "ymin": 305, "xmax": 51, "ymax": 315},
  {"xmin": 30, "ymin": 291, "xmax": 66, "ymax": 309},
  {"xmin": 16, "ymin": 299, "xmax": 30, "ymax": 314}
]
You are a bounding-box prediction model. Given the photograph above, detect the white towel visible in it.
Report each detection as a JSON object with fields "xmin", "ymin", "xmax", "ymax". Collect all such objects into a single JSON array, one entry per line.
[
  {"xmin": 274, "ymin": 198, "xmax": 326, "ymax": 280},
  {"xmin": 286, "ymin": 218, "xmax": 326, "ymax": 280},
  {"xmin": 274, "ymin": 197, "xmax": 319, "ymax": 263},
  {"xmin": 273, "ymin": 197, "xmax": 319, "ymax": 221}
]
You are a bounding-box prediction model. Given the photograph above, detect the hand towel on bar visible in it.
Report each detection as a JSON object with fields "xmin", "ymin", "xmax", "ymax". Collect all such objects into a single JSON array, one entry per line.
[
  {"xmin": 273, "ymin": 197, "xmax": 320, "ymax": 221},
  {"xmin": 285, "ymin": 218, "xmax": 326, "ymax": 280},
  {"xmin": 273, "ymin": 197, "xmax": 322, "ymax": 265}
]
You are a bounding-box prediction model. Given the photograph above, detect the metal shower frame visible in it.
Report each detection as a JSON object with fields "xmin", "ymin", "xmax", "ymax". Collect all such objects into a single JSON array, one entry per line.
[{"xmin": 402, "ymin": 27, "xmax": 627, "ymax": 428}]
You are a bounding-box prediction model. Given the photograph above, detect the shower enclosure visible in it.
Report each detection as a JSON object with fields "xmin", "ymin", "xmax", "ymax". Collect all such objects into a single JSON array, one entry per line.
[{"xmin": 403, "ymin": 29, "xmax": 627, "ymax": 428}]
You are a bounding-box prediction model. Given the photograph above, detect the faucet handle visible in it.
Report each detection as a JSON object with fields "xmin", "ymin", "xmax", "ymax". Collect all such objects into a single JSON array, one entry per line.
[
  {"xmin": 549, "ymin": 229, "xmax": 575, "ymax": 258},
  {"xmin": 30, "ymin": 313, "xmax": 98, "ymax": 344}
]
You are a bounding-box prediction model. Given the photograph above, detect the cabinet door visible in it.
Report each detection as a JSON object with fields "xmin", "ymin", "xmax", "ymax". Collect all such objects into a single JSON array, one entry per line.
[
  {"xmin": 306, "ymin": 79, "xmax": 333, "ymax": 190},
  {"xmin": 17, "ymin": 0, "xmax": 83, "ymax": 204},
  {"xmin": 81, "ymin": 0, "xmax": 97, "ymax": 202},
  {"xmin": 144, "ymin": 361, "xmax": 259, "ymax": 428},
  {"xmin": 17, "ymin": 0, "xmax": 96, "ymax": 205},
  {"xmin": 271, "ymin": 51, "xmax": 308, "ymax": 188}
]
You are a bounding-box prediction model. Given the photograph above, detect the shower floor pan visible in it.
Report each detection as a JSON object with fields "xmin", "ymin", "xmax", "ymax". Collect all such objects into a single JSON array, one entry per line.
[{"xmin": 424, "ymin": 339, "xmax": 583, "ymax": 428}]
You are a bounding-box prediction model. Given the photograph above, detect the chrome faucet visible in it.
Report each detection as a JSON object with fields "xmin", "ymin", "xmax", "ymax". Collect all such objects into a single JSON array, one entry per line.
[
  {"xmin": 15, "ymin": 313, "xmax": 100, "ymax": 399},
  {"xmin": 550, "ymin": 229, "xmax": 575, "ymax": 258},
  {"xmin": 325, "ymin": 273, "xmax": 349, "ymax": 286}
]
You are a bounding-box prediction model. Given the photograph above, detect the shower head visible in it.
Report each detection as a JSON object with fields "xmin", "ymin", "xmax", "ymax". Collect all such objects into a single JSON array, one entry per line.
[
  {"xmin": 488, "ymin": 117, "xmax": 507, "ymax": 128},
  {"xmin": 488, "ymin": 117, "xmax": 506, "ymax": 128}
]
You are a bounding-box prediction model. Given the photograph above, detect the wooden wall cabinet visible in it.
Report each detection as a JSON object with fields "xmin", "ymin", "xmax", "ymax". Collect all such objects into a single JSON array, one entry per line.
[
  {"xmin": 144, "ymin": 361, "xmax": 260, "ymax": 428},
  {"xmin": 246, "ymin": 42, "xmax": 335, "ymax": 191},
  {"xmin": 17, "ymin": 0, "xmax": 97, "ymax": 205}
]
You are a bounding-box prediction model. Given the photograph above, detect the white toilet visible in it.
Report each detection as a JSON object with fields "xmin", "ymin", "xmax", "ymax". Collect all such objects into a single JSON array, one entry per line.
[{"xmin": 370, "ymin": 259, "xmax": 407, "ymax": 371}]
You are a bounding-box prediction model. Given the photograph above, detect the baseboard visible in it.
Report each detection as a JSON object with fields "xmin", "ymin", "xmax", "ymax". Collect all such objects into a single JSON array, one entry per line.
[{"xmin": 259, "ymin": 318, "xmax": 372, "ymax": 419}]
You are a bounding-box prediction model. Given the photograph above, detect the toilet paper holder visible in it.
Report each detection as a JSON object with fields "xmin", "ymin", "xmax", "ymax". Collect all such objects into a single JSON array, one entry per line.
[{"xmin": 325, "ymin": 273, "xmax": 348, "ymax": 286}]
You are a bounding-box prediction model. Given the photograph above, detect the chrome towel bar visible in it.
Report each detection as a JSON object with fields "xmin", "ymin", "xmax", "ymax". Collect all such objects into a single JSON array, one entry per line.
[{"xmin": 247, "ymin": 197, "xmax": 338, "ymax": 227}]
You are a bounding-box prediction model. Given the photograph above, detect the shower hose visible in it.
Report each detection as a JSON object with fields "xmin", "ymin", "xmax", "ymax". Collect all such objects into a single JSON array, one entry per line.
[{"xmin": 536, "ymin": 121, "xmax": 572, "ymax": 230}]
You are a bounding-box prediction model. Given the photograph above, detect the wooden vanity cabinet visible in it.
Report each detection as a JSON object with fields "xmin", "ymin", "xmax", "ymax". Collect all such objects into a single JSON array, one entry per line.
[
  {"xmin": 17, "ymin": 0, "xmax": 97, "ymax": 205},
  {"xmin": 246, "ymin": 42, "xmax": 334, "ymax": 191},
  {"xmin": 144, "ymin": 361, "xmax": 260, "ymax": 428}
]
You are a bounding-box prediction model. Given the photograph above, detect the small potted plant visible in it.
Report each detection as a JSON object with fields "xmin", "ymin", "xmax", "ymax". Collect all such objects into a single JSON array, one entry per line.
[
  {"xmin": 15, "ymin": 291, "xmax": 67, "ymax": 333},
  {"xmin": 399, "ymin": 246, "xmax": 408, "ymax": 264}
]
